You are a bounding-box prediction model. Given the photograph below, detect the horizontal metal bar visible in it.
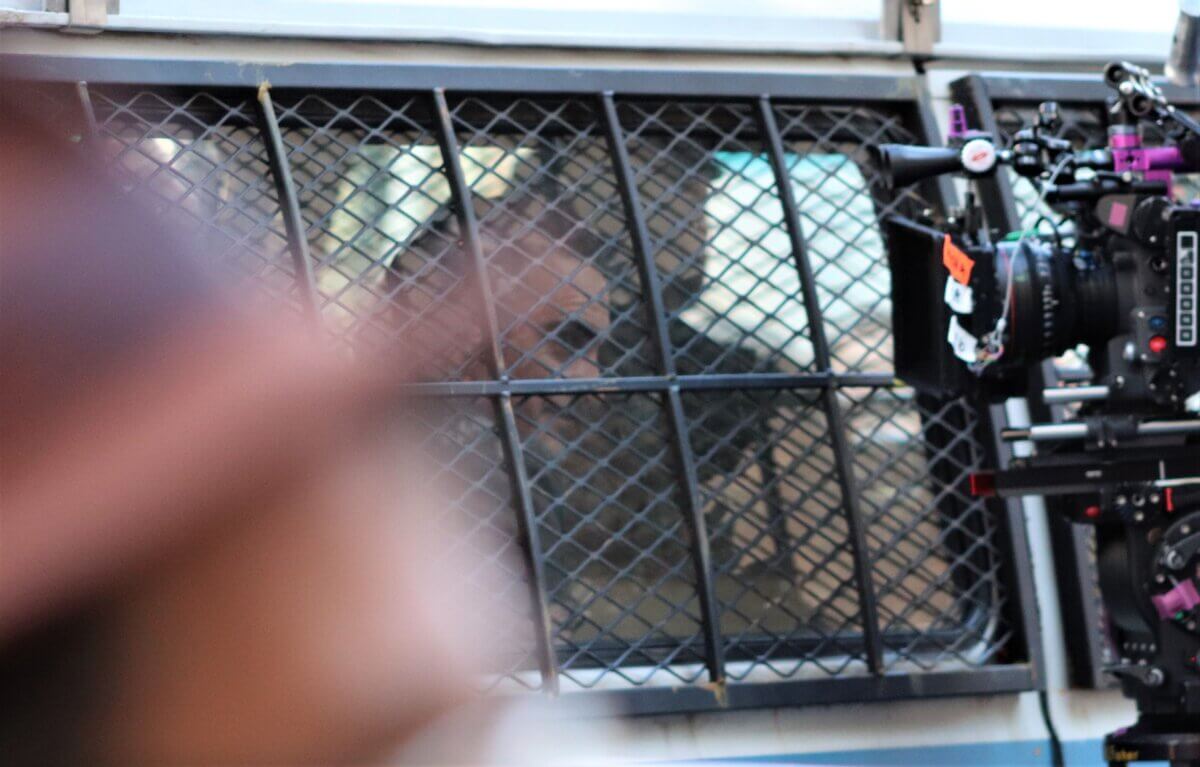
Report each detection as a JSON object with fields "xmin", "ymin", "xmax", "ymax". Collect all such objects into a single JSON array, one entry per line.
[
  {"xmin": 1002, "ymin": 419, "xmax": 1200, "ymax": 442},
  {"xmin": 976, "ymin": 74, "xmax": 1200, "ymax": 106},
  {"xmin": 0, "ymin": 54, "xmax": 925, "ymax": 101},
  {"xmin": 398, "ymin": 372, "xmax": 897, "ymax": 397},
  {"xmin": 1041, "ymin": 385, "xmax": 1109, "ymax": 404},
  {"xmin": 559, "ymin": 623, "xmax": 999, "ymax": 668},
  {"xmin": 565, "ymin": 665, "xmax": 1037, "ymax": 717}
]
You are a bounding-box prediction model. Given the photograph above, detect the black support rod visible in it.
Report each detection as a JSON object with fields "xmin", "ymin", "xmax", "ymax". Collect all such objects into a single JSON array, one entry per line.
[
  {"xmin": 755, "ymin": 95, "xmax": 884, "ymax": 674},
  {"xmin": 430, "ymin": 88, "xmax": 559, "ymax": 694},
  {"xmin": 599, "ymin": 91, "xmax": 726, "ymax": 687},
  {"xmin": 255, "ymin": 83, "xmax": 321, "ymax": 320},
  {"xmin": 395, "ymin": 371, "xmax": 895, "ymax": 399}
]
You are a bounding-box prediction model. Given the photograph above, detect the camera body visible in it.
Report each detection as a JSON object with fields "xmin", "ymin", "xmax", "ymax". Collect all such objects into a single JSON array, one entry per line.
[
  {"xmin": 886, "ymin": 184, "xmax": 1200, "ymax": 410},
  {"xmin": 877, "ymin": 62, "xmax": 1200, "ymax": 753}
]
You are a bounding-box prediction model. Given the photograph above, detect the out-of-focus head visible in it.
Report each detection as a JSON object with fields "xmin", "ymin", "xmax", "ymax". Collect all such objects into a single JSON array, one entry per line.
[{"xmin": 0, "ymin": 84, "xmax": 489, "ymax": 764}]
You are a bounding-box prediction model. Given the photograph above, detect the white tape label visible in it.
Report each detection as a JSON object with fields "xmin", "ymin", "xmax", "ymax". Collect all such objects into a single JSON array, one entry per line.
[
  {"xmin": 947, "ymin": 316, "xmax": 979, "ymax": 363},
  {"xmin": 944, "ymin": 276, "xmax": 975, "ymax": 314}
]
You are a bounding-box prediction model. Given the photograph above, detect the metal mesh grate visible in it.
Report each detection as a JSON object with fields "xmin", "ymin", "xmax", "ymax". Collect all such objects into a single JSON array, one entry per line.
[
  {"xmin": 519, "ymin": 392, "xmax": 707, "ymax": 686},
  {"xmin": 776, "ymin": 105, "xmax": 920, "ymax": 375},
  {"xmin": 453, "ymin": 97, "xmax": 657, "ymax": 381},
  {"xmin": 619, "ymin": 101, "xmax": 816, "ymax": 377},
  {"xmin": 843, "ymin": 389, "xmax": 1010, "ymax": 670},
  {"xmin": 415, "ymin": 397, "xmax": 544, "ymax": 691},
  {"xmin": 66, "ymin": 78, "xmax": 1028, "ymax": 709},
  {"xmin": 89, "ymin": 88, "xmax": 293, "ymax": 302},
  {"xmin": 684, "ymin": 388, "xmax": 862, "ymax": 677}
]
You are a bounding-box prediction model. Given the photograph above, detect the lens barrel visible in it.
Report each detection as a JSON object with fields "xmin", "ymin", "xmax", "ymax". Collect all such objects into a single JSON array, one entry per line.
[{"xmin": 997, "ymin": 240, "xmax": 1118, "ymax": 365}]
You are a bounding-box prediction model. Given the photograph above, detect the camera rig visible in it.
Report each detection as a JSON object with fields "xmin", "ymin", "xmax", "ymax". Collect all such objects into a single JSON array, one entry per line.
[{"xmin": 876, "ymin": 62, "xmax": 1200, "ymax": 766}]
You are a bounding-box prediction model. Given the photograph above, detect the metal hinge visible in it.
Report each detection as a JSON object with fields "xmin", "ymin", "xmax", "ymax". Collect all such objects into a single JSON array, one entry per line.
[
  {"xmin": 882, "ymin": 0, "xmax": 940, "ymax": 55},
  {"xmin": 45, "ymin": 0, "xmax": 116, "ymax": 31}
]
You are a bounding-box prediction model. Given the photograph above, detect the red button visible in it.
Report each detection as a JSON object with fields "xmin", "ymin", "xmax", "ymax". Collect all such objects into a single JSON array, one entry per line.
[
  {"xmin": 1085, "ymin": 505, "xmax": 1102, "ymax": 519},
  {"xmin": 1149, "ymin": 335, "xmax": 1168, "ymax": 354}
]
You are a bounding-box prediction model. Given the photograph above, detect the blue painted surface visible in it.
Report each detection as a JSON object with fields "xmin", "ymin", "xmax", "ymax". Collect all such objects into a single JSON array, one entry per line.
[
  {"xmin": 692, "ymin": 739, "xmax": 1169, "ymax": 766},
  {"xmin": 704, "ymin": 740, "xmax": 1052, "ymax": 765},
  {"xmin": 1061, "ymin": 739, "xmax": 1167, "ymax": 767}
]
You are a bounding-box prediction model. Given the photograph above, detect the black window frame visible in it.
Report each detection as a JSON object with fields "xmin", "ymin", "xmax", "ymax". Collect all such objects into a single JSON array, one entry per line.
[{"xmin": 7, "ymin": 53, "xmax": 1043, "ymax": 714}]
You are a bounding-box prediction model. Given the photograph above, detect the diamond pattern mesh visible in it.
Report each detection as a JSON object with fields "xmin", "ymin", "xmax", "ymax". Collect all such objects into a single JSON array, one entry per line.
[
  {"xmin": 271, "ymin": 93, "xmax": 483, "ymax": 373},
  {"xmin": 453, "ymin": 97, "xmax": 656, "ymax": 380},
  {"xmin": 518, "ymin": 393, "xmax": 707, "ymax": 686},
  {"xmin": 842, "ymin": 389, "xmax": 1009, "ymax": 670},
  {"xmin": 65, "ymin": 81, "xmax": 1026, "ymax": 706},
  {"xmin": 414, "ymin": 397, "xmax": 543, "ymax": 690},
  {"xmin": 776, "ymin": 105, "xmax": 932, "ymax": 375},
  {"xmin": 89, "ymin": 87, "xmax": 294, "ymax": 303},
  {"xmin": 684, "ymin": 389, "xmax": 865, "ymax": 678},
  {"xmin": 619, "ymin": 101, "xmax": 817, "ymax": 376}
]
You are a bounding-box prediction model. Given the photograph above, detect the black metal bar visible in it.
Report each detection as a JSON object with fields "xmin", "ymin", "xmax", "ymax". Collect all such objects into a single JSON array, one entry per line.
[
  {"xmin": 963, "ymin": 74, "xmax": 1200, "ymax": 106},
  {"xmin": 3, "ymin": 54, "xmax": 925, "ymax": 102},
  {"xmin": 395, "ymin": 372, "xmax": 895, "ymax": 398},
  {"xmin": 530, "ymin": 665, "xmax": 1038, "ymax": 718},
  {"xmin": 598, "ymin": 92, "xmax": 676, "ymax": 378},
  {"xmin": 755, "ymin": 95, "xmax": 884, "ymax": 674},
  {"xmin": 952, "ymin": 75, "xmax": 1115, "ymax": 690},
  {"xmin": 949, "ymin": 75, "xmax": 1021, "ymax": 231},
  {"xmin": 666, "ymin": 383, "xmax": 727, "ymax": 688},
  {"xmin": 74, "ymin": 80, "xmax": 97, "ymax": 139},
  {"xmin": 254, "ymin": 83, "xmax": 321, "ymax": 320},
  {"xmin": 599, "ymin": 91, "xmax": 725, "ymax": 686},
  {"xmin": 430, "ymin": 88, "xmax": 559, "ymax": 694},
  {"xmin": 564, "ymin": 623, "xmax": 977, "ymax": 668},
  {"xmin": 983, "ymin": 403, "xmax": 1047, "ymax": 684}
]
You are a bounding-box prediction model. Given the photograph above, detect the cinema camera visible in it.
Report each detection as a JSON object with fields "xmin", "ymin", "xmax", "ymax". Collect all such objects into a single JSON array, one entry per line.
[{"xmin": 876, "ymin": 61, "xmax": 1200, "ymax": 765}]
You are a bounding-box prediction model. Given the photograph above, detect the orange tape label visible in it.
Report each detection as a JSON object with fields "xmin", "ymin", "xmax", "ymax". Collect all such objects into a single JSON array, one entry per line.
[{"xmin": 942, "ymin": 235, "xmax": 975, "ymax": 286}]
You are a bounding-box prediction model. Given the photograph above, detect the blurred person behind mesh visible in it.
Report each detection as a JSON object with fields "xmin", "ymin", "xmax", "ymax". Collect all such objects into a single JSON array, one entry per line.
[{"xmin": 0, "ymin": 83, "xmax": 610, "ymax": 765}]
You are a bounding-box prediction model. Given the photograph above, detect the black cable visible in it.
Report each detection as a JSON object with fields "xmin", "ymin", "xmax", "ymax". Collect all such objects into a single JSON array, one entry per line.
[
  {"xmin": 1034, "ymin": 214, "xmax": 1065, "ymax": 253},
  {"xmin": 1038, "ymin": 688, "xmax": 1066, "ymax": 767}
]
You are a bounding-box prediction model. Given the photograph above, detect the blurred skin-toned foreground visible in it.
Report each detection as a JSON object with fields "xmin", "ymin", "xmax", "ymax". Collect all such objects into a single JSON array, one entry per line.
[{"xmin": 0, "ymin": 88, "xmax": 574, "ymax": 764}]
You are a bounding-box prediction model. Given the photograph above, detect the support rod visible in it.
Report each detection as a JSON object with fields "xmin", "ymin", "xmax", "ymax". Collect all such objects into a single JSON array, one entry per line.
[
  {"xmin": 255, "ymin": 83, "xmax": 321, "ymax": 320},
  {"xmin": 756, "ymin": 94, "xmax": 884, "ymax": 674},
  {"xmin": 430, "ymin": 88, "xmax": 560, "ymax": 694},
  {"xmin": 599, "ymin": 90, "xmax": 726, "ymax": 687}
]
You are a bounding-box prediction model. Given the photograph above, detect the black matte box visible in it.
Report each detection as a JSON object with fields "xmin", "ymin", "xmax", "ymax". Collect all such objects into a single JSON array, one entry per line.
[{"xmin": 883, "ymin": 215, "xmax": 969, "ymax": 397}]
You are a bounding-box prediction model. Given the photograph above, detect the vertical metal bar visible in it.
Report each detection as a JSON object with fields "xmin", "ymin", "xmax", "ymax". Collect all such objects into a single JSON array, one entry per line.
[
  {"xmin": 755, "ymin": 95, "xmax": 884, "ymax": 673},
  {"xmin": 430, "ymin": 88, "xmax": 559, "ymax": 694},
  {"xmin": 254, "ymin": 83, "xmax": 320, "ymax": 321},
  {"xmin": 949, "ymin": 75, "xmax": 1021, "ymax": 229},
  {"xmin": 597, "ymin": 92, "xmax": 677, "ymax": 378},
  {"xmin": 983, "ymin": 403, "xmax": 1047, "ymax": 683},
  {"xmin": 75, "ymin": 80, "xmax": 98, "ymax": 140},
  {"xmin": 599, "ymin": 91, "xmax": 726, "ymax": 687},
  {"xmin": 949, "ymin": 79, "xmax": 1091, "ymax": 688}
]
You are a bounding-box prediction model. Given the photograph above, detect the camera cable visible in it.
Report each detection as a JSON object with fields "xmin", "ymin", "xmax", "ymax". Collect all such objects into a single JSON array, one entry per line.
[{"xmin": 977, "ymin": 154, "xmax": 1074, "ymax": 370}]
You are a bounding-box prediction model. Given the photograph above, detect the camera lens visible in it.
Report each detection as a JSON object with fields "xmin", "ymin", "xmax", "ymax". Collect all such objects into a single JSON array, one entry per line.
[{"xmin": 994, "ymin": 239, "xmax": 1118, "ymax": 366}]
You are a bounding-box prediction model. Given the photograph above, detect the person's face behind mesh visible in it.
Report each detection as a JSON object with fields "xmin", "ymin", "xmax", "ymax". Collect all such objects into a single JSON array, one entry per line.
[{"xmin": 0, "ymin": 84, "xmax": 497, "ymax": 765}]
